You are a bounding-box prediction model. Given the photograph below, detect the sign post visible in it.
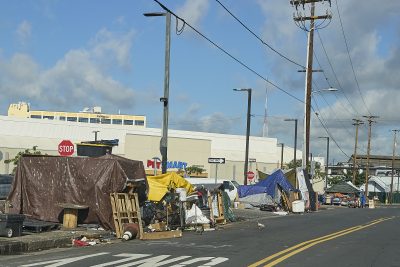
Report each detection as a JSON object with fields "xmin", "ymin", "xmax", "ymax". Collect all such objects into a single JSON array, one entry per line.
[
  {"xmin": 58, "ymin": 140, "xmax": 75, "ymax": 156},
  {"xmin": 247, "ymin": 171, "xmax": 255, "ymax": 183},
  {"xmin": 208, "ymin": 158, "xmax": 226, "ymax": 183}
]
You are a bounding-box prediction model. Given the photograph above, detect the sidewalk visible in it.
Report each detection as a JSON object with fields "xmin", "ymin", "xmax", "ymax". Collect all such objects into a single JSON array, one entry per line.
[{"xmin": 0, "ymin": 228, "xmax": 115, "ymax": 255}]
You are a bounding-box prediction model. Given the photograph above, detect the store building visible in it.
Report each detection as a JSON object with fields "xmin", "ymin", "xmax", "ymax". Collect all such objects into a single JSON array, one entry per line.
[{"xmin": 1, "ymin": 103, "xmax": 301, "ymax": 184}]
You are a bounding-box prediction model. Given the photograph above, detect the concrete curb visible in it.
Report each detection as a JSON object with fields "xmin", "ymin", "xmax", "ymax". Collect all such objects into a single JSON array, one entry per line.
[{"xmin": 0, "ymin": 237, "xmax": 72, "ymax": 255}]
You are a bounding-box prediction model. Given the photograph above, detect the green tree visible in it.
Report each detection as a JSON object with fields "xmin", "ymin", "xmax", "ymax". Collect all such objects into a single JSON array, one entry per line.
[
  {"xmin": 185, "ymin": 165, "xmax": 205, "ymax": 175},
  {"xmin": 4, "ymin": 146, "xmax": 44, "ymax": 174}
]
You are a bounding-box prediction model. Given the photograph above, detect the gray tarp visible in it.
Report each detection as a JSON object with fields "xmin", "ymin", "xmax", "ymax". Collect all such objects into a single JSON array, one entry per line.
[
  {"xmin": 239, "ymin": 193, "xmax": 274, "ymax": 207},
  {"xmin": 7, "ymin": 154, "xmax": 146, "ymax": 230}
]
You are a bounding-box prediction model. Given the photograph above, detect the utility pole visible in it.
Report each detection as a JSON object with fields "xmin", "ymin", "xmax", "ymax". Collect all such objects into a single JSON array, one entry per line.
[
  {"xmin": 352, "ymin": 119, "xmax": 364, "ymax": 185},
  {"xmin": 363, "ymin": 115, "xmax": 378, "ymax": 197},
  {"xmin": 390, "ymin": 130, "xmax": 400, "ymax": 204},
  {"xmin": 291, "ymin": 0, "xmax": 332, "ymax": 173}
]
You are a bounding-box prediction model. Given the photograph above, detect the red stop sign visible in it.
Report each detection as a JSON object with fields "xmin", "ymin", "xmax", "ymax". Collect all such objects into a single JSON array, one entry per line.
[
  {"xmin": 247, "ymin": 171, "xmax": 255, "ymax": 180},
  {"xmin": 58, "ymin": 140, "xmax": 75, "ymax": 156}
]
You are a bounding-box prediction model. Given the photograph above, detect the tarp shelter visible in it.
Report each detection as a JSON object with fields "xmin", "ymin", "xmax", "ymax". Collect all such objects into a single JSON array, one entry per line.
[
  {"xmin": 326, "ymin": 182, "xmax": 360, "ymax": 194},
  {"xmin": 239, "ymin": 169, "xmax": 294, "ymax": 198},
  {"xmin": 147, "ymin": 172, "xmax": 194, "ymax": 202},
  {"xmin": 255, "ymin": 169, "xmax": 295, "ymax": 198},
  {"xmin": 7, "ymin": 154, "xmax": 146, "ymax": 230}
]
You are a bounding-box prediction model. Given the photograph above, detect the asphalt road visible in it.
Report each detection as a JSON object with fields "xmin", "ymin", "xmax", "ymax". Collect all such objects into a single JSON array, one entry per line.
[{"xmin": 1, "ymin": 206, "xmax": 400, "ymax": 267}]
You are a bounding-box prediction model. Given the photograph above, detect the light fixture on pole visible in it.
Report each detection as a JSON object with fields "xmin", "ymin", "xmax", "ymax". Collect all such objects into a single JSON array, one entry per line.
[
  {"xmin": 284, "ymin": 118, "xmax": 298, "ymax": 188},
  {"xmin": 144, "ymin": 11, "xmax": 171, "ymax": 174},
  {"xmin": 318, "ymin": 136, "xmax": 330, "ymax": 190},
  {"xmin": 233, "ymin": 88, "xmax": 252, "ymax": 185}
]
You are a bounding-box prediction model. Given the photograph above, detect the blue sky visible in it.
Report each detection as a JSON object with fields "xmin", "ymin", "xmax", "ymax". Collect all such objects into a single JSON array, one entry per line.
[{"xmin": 0, "ymin": 0, "xmax": 400, "ymax": 164}]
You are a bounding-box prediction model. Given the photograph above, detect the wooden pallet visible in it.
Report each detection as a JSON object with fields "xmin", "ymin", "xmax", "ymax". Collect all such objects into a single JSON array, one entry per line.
[
  {"xmin": 208, "ymin": 192, "xmax": 226, "ymax": 224},
  {"xmin": 110, "ymin": 193, "xmax": 143, "ymax": 239}
]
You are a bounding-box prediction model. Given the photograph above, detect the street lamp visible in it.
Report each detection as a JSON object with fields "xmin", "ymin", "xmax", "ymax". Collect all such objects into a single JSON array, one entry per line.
[
  {"xmin": 144, "ymin": 11, "xmax": 171, "ymax": 174},
  {"xmin": 233, "ymin": 88, "xmax": 252, "ymax": 185},
  {"xmin": 303, "ymin": 87, "xmax": 338, "ymax": 172},
  {"xmin": 284, "ymin": 118, "xmax": 298, "ymax": 188},
  {"xmin": 278, "ymin": 143, "xmax": 285, "ymax": 169},
  {"xmin": 318, "ymin": 136, "xmax": 330, "ymax": 189}
]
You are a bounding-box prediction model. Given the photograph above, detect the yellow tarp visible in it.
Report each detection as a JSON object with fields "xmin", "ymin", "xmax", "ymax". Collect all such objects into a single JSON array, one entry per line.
[{"xmin": 147, "ymin": 172, "xmax": 194, "ymax": 202}]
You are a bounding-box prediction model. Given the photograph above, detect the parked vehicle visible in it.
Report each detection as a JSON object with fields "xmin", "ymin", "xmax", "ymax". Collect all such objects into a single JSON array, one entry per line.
[{"xmin": 332, "ymin": 197, "xmax": 341, "ymax": 205}]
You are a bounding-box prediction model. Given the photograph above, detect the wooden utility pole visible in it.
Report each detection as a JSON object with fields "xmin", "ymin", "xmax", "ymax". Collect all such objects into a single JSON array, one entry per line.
[
  {"xmin": 390, "ymin": 130, "xmax": 400, "ymax": 204},
  {"xmin": 352, "ymin": 119, "xmax": 364, "ymax": 185},
  {"xmin": 291, "ymin": 0, "xmax": 332, "ymax": 173},
  {"xmin": 363, "ymin": 115, "xmax": 378, "ymax": 197}
]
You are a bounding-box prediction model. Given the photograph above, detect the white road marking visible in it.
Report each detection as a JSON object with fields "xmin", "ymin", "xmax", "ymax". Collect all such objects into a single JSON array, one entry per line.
[
  {"xmin": 21, "ymin": 253, "xmax": 109, "ymax": 267},
  {"xmin": 21, "ymin": 253, "xmax": 228, "ymax": 267}
]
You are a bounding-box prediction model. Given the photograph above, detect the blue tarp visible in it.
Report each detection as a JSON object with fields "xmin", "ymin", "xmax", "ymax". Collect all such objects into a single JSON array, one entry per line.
[
  {"xmin": 238, "ymin": 185, "xmax": 268, "ymax": 198},
  {"xmin": 239, "ymin": 169, "xmax": 294, "ymax": 198}
]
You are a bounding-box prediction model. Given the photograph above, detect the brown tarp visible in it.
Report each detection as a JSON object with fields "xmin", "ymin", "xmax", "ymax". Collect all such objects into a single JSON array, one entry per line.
[{"xmin": 7, "ymin": 154, "xmax": 146, "ymax": 230}]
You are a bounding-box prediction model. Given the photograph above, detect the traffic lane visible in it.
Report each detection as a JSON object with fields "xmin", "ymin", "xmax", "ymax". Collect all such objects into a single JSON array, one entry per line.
[
  {"xmin": 262, "ymin": 214, "xmax": 400, "ymax": 267},
  {"xmin": 2, "ymin": 207, "xmax": 399, "ymax": 267}
]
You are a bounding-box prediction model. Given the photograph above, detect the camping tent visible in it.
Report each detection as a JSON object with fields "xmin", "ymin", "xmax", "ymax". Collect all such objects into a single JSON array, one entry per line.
[{"xmin": 7, "ymin": 154, "xmax": 146, "ymax": 230}]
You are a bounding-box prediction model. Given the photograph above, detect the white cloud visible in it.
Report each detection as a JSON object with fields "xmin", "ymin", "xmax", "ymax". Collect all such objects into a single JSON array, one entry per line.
[
  {"xmin": 16, "ymin": 21, "xmax": 32, "ymax": 44},
  {"xmin": 90, "ymin": 28, "xmax": 135, "ymax": 70},
  {"xmin": 0, "ymin": 28, "xmax": 136, "ymax": 112},
  {"xmin": 176, "ymin": 0, "xmax": 209, "ymax": 29}
]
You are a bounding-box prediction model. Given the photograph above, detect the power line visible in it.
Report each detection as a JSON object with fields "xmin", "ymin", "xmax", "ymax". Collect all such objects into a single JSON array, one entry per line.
[
  {"xmin": 153, "ymin": 0, "xmax": 304, "ymax": 103},
  {"xmin": 214, "ymin": 0, "xmax": 305, "ymax": 69},
  {"xmin": 316, "ymin": 30, "xmax": 359, "ymax": 116},
  {"xmin": 334, "ymin": 0, "xmax": 371, "ymax": 115},
  {"xmin": 312, "ymin": 105, "xmax": 350, "ymax": 158}
]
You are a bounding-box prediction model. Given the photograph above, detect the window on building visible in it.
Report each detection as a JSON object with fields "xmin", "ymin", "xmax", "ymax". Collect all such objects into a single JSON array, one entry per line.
[
  {"xmin": 30, "ymin": 115, "xmax": 42, "ymax": 119},
  {"xmin": 90, "ymin": 118, "xmax": 100, "ymax": 124},
  {"xmin": 67, "ymin": 117, "xmax": 77, "ymax": 122},
  {"xmin": 112, "ymin": 119, "xmax": 122, "ymax": 125},
  {"xmin": 135, "ymin": 120, "xmax": 144, "ymax": 126},
  {"xmin": 59, "ymin": 116, "xmax": 66, "ymax": 121},
  {"xmin": 78, "ymin": 117, "xmax": 89, "ymax": 123},
  {"xmin": 124, "ymin": 120, "xmax": 134, "ymax": 125},
  {"xmin": 101, "ymin": 118, "xmax": 111, "ymax": 124},
  {"xmin": 43, "ymin": 116, "xmax": 54, "ymax": 120}
]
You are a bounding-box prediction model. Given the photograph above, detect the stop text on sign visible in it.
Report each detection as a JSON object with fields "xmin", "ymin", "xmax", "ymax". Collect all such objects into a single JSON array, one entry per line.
[{"xmin": 58, "ymin": 140, "xmax": 75, "ymax": 156}]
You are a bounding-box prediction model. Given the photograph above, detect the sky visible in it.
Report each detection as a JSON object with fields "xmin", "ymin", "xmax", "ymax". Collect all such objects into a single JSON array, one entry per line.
[{"xmin": 0, "ymin": 0, "xmax": 399, "ymax": 164}]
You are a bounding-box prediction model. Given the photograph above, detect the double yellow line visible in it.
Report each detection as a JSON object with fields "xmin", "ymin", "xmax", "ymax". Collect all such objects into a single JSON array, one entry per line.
[{"xmin": 249, "ymin": 216, "xmax": 395, "ymax": 267}]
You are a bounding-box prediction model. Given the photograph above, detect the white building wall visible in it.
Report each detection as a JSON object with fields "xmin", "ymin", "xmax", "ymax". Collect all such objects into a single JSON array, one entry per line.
[{"xmin": 0, "ymin": 115, "xmax": 302, "ymax": 178}]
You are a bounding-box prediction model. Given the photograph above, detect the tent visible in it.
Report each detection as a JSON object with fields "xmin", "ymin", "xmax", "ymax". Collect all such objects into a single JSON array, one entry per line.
[
  {"xmin": 7, "ymin": 154, "xmax": 146, "ymax": 230},
  {"xmin": 239, "ymin": 169, "xmax": 294, "ymax": 198},
  {"xmin": 147, "ymin": 172, "xmax": 194, "ymax": 202},
  {"xmin": 255, "ymin": 169, "xmax": 295, "ymax": 198}
]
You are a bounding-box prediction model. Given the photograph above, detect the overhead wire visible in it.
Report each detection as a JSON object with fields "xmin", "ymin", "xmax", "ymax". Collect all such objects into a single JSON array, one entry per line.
[
  {"xmin": 214, "ymin": 0, "xmax": 305, "ymax": 69},
  {"xmin": 316, "ymin": 31, "xmax": 359, "ymax": 116},
  {"xmin": 334, "ymin": 0, "xmax": 371, "ymax": 115},
  {"xmin": 153, "ymin": 0, "xmax": 304, "ymax": 103}
]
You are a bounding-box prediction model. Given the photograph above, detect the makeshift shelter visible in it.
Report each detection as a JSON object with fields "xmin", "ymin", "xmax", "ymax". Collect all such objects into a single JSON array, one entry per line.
[
  {"xmin": 147, "ymin": 172, "xmax": 194, "ymax": 202},
  {"xmin": 254, "ymin": 169, "xmax": 295, "ymax": 198},
  {"xmin": 325, "ymin": 182, "xmax": 360, "ymax": 194},
  {"xmin": 238, "ymin": 169, "xmax": 294, "ymax": 204},
  {"xmin": 7, "ymin": 154, "xmax": 146, "ymax": 230}
]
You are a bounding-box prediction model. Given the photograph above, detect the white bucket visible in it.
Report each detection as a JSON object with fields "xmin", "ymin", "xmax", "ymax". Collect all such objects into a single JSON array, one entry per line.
[{"xmin": 292, "ymin": 200, "xmax": 305, "ymax": 213}]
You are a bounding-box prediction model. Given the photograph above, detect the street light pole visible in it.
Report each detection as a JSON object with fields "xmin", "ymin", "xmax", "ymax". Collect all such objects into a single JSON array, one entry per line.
[
  {"xmin": 319, "ymin": 136, "xmax": 330, "ymax": 189},
  {"xmin": 285, "ymin": 118, "xmax": 298, "ymax": 188},
  {"xmin": 144, "ymin": 11, "xmax": 171, "ymax": 174},
  {"xmin": 278, "ymin": 143, "xmax": 285, "ymax": 169},
  {"xmin": 234, "ymin": 88, "xmax": 252, "ymax": 185}
]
